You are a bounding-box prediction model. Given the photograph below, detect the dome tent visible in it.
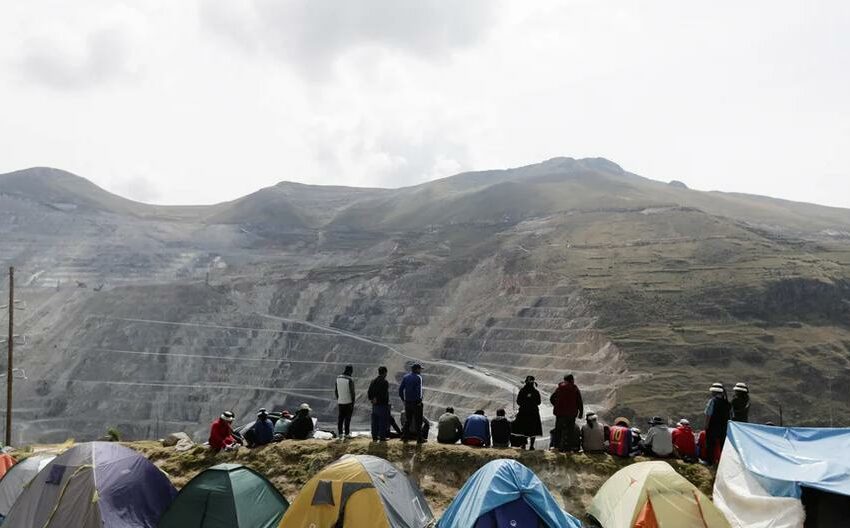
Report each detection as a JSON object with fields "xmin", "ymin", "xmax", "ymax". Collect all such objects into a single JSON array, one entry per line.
[
  {"xmin": 0, "ymin": 454, "xmax": 56, "ymax": 521},
  {"xmin": 589, "ymin": 461, "xmax": 729, "ymax": 528},
  {"xmin": 279, "ymin": 454, "xmax": 432, "ymax": 528},
  {"xmin": 437, "ymin": 459, "xmax": 581, "ymax": 528},
  {"xmin": 2, "ymin": 442, "xmax": 176, "ymax": 528},
  {"xmin": 159, "ymin": 463, "xmax": 288, "ymax": 528}
]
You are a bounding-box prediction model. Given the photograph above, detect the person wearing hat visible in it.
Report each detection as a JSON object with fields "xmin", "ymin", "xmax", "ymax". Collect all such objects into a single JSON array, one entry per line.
[
  {"xmin": 244, "ymin": 408, "xmax": 274, "ymax": 447},
  {"xmin": 399, "ymin": 363, "xmax": 425, "ymax": 443},
  {"xmin": 703, "ymin": 383, "xmax": 731, "ymax": 465},
  {"xmin": 731, "ymin": 382, "xmax": 750, "ymax": 423},
  {"xmin": 581, "ymin": 412, "xmax": 606, "ymax": 453},
  {"xmin": 273, "ymin": 410, "xmax": 293, "ymax": 441},
  {"xmin": 287, "ymin": 403, "xmax": 315, "ymax": 440},
  {"xmin": 643, "ymin": 416, "xmax": 674, "ymax": 458},
  {"xmin": 549, "ymin": 374, "xmax": 584, "ymax": 452},
  {"xmin": 335, "ymin": 365, "xmax": 356, "ymax": 440},
  {"xmin": 513, "ymin": 376, "xmax": 543, "ymax": 450},
  {"xmin": 209, "ymin": 411, "xmax": 237, "ymax": 453},
  {"xmin": 672, "ymin": 418, "xmax": 697, "ymax": 461}
]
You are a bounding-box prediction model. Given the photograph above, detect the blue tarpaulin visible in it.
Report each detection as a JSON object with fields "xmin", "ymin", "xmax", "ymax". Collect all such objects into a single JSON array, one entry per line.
[
  {"xmin": 437, "ymin": 459, "xmax": 581, "ymax": 528},
  {"xmin": 726, "ymin": 421, "xmax": 850, "ymax": 499}
]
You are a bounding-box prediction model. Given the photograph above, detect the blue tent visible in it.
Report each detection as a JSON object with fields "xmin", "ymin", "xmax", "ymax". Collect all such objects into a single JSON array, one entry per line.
[
  {"xmin": 437, "ymin": 459, "xmax": 581, "ymax": 528},
  {"xmin": 714, "ymin": 422, "xmax": 850, "ymax": 528}
]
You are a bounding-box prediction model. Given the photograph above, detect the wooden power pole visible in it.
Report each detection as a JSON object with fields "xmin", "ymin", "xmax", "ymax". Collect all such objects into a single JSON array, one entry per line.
[{"xmin": 6, "ymin": 267, "xmax": 13, "ymax": 447}]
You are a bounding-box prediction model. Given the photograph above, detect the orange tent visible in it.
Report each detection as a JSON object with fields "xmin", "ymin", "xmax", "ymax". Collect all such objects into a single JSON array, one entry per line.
[{"xmin": 0, "ymin": 454, "xmax": 16, "ymax": 479}]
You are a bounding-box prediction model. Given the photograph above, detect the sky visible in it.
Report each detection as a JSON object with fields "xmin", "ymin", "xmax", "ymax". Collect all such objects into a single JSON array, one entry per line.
[{"xmin": 1, "ymin": 1, "xmax": 849, "ymax": 207}]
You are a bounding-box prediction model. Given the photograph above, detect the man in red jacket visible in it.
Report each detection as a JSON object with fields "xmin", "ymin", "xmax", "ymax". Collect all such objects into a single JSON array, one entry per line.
[
  {"xmin": 672, "ymin": 418, "xmax": 697, "ymax": 461},
  {"xmin": 209, "ymin": 411, "xmax": 237, "ymax": 453},
  {"xmin": 550, "ymin": 374, "xmax": 583, "ymax": 452}
]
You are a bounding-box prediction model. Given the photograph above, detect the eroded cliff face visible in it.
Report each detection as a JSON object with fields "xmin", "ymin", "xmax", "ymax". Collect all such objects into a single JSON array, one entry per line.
[{"xmin": 3, "ymin": 161, "xmax": 850, "ymax": 443}]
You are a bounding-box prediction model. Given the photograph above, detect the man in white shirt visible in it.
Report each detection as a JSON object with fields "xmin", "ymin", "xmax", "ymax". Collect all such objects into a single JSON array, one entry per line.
[
  {"xmin": 335, "ymin": 365, "xmax": 356, "ymax": 439},
  {"xmin": 644, "ymin": 416, "xmax": 674, "ymax": 458}
]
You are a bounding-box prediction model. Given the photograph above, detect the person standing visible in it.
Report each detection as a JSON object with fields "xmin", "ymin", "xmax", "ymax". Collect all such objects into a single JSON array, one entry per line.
[
  {"xmin": 550, "ymin": 374, "xmax": 583, "ymax": 452},
  {"xmin": 514, "ymin": 376, "xmax": 543, "ymax": 450},
  {"xmin": 704, "ymin": 383, "xmax": 731, "ymax": 465},
  {"xmin": 367, "ymin": 366, "xmax": 391, "ymax": 441},
  {"xmin": 335, "ymin": 365, "xmax": 356, "ymax": 439},
  {"xmin": 731, "ymin": 383, "xmax": 750, "ymax": 422},
  {"xmin": 398, "ymin": 363, "xmax": 425, "ymax": 443}
]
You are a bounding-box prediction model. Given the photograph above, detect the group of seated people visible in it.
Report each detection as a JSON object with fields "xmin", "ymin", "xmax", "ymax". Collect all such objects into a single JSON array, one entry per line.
[
  {"xmin": 435, "ymin": 407, "xmax": 514, "ymax": 448},
  {"xmin": 212, "ymin": 405, "xmax": 715, "ymax": 464}
]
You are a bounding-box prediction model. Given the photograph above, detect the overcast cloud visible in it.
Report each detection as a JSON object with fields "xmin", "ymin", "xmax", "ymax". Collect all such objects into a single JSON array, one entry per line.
[{"xmin": 1, "ymin": 1, "xmax": 848, "ymax": 207}]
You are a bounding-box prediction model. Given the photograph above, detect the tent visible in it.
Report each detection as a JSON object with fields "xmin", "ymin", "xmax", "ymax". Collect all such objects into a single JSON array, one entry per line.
[
  {"xmin": 2, "ymin": 442, "xmax": 176, "ymax": 528},
  {"xmin": 437, "ymin": 459, "xmax": 581, "ymax": 528},
  {"xmin": 0, "ymin": 454, "xmax": 56, "ymax": 520},
  {"xmin": 714, "ymin": 422, "xmax": 850, "ymax": 528},
  {"xmin": 0, "ymin": 455, "xmax": 14, "ymax": 481},
  {"xmin": 278, "ymin": 454, "xmax": 433, "ymax": 528},
  {"xmin": 159, "ymin": 463, "xmax": 288, "ymax": 528},
  {"xmin": 589, "ymin": 461, "xmax": 729, "ymax": 528}
]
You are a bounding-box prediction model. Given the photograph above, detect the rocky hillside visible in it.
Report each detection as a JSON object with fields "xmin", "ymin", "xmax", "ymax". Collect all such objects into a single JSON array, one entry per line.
[{"xmin": 2, "ymin": 158, "xmax": 849, "ymax": 443}]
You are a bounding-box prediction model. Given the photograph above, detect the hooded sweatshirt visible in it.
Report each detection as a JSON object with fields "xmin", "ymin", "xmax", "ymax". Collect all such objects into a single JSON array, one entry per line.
[
  {"xmin": 550, "ymin": 381, "xmax": 583, "ymax": 418},
  {"xmin": 335, "ymin": 374, "xmax": 355, "ymax": 405}
]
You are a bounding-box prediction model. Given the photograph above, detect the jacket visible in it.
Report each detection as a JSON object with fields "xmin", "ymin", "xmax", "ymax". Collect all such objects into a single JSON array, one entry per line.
[
  {"xmin": 273, "ymin": 417, "xmax": 292, "ymax": 436},
  {"xmin": 247, "ymin": 417, "xmax": 274, "ymax": 446},
  {"xmin": 550, "ymin": 381, "xmax": 583, "ymax": 418},
  {"xmin": 644, "ymin": 425, "xmax": 674, "ymax": 457},
  {"xmin": 335, "ymin": 374, "xmax": 355, "ymax": 405},
  {"xmin": 367, "ymin": 376, "xmax": 390, "ymax": 406},
  {"xmin": 731, "ymin": 393, "xmax": 750, "ymax": 422},
  {"xmin": 672, "ymin": 424, "xmax": 696, "ymax": 458},
  {"xmin": 463, "ymin": 414, "xmax": 491, "ymax": 447},
  {"xmin": 705, "ymin": 395, "xmax": 731, "ymax": 432},
  {"xmin": 491, "ymin": 416, "xmax": 511, "ymax": 447},
  {"xmin": 287, "ymin": 411, "xmax": 314, "ymax": 440},
  {"xmin": 437, "ymin": 412, "xmax": 463, "ymax": 443},
  {"xmin": 398, "ymin": 372, "xmax": 423, "ymax": 402},
  {"xmin": 581, "ymin": 422, "xmax": 605, "ymax": 453},
  {"xmin": 208, "ymin": 418, "xmax": 235, "ymax": 452}
]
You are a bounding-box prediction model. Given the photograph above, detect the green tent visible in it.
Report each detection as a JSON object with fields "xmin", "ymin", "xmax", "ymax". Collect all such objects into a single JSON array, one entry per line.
[{"xmin": 158, "ymin": 463, "xmax": 288, "ymax": 528}]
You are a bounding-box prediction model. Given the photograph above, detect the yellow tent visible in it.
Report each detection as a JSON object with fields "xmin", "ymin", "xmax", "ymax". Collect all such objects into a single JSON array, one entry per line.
[
  {"xmin": 279, "ymin": 454, "xmax": 433, "ymax": 528},
  {"xmin": 589, "ymin": 461, "xmax": 730, "ymax": 528}
]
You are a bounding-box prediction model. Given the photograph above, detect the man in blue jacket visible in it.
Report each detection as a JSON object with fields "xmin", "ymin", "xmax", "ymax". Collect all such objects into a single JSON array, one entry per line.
[
  {"xmin": 398, "ymin": 363, "xmax": 425, "ymax": 443},
  {"xmin": 462, "ymin": 410, "xmax": 491, "ymax": 447},
  {"xmin": 244, "ymin": 408, "xmax": 274, "ymax": 447}
]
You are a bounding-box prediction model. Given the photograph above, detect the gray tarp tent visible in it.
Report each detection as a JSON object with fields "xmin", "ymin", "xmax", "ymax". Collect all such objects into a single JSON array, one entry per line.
[{"xmin": 0, "ymin": 455, "xmax": 56, "ymax": 521}]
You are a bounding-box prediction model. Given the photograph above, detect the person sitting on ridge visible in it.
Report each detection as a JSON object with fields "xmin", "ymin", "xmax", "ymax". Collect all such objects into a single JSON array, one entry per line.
[
  {"xmin": 731, "ymin": 382, "xmax": 750, "ymax": 423},
  {"xmin": 580, "ymin": 412, "xmax": 606, "ymax": 453},
  {"xmin": 437, "ymin": 407, "xmax": 463, "ymax": 444},
  {"xmin": 209, "ymin": 411, "xmax": 237, "ymax": 453},
  {"xmin": 462, "ymin": 410, "xmax": 491, "ymax": 447},
  {"xmin": 643, "ymin": 416, "xmax": 674, "ymax": 458},
  {"xmin": 244, "ymin": 408, "xmax": 274, "ymax": 447},
  {"xmin": 672, "ymin": 418, "xmax": 697, "ymax": 462},
  {"xmin": 490, "ymin": 409, "xmax": 512, "ymax": 448},
  {"xmin": 273, "ymin": 410, "xmax": 293, "ymax": 442},
  {"xmin": 287, "ymin": 403, "xmax": 315, "ymax": 440}
]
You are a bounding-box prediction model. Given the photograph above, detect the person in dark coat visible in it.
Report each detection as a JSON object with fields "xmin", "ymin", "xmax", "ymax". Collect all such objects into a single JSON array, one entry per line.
[
  {"xmin": 398, "ymin": 363, "xmax": 425, "ymax": 443},
  {"xmin": 514, "ymin": 376, "xmax": 543, "ymax": 450},
  {"xmin": 491, "ymin": 409, "xmax": 512, "ymax": 448},
  {"xmin": 368, "ymin": 366, "xmax": 391, "ymax": 441},
  {"xmin": 550, "ymin": 374, "xmax": 583, "ymax": 452},
  {"xmin": 287, "ymin": 403, "xmax": 315, "ymax": 440},
  {"xmin": 730, "ymin": 383, "xmax": 750, "ymax": 423},
  {"xmin": 244, "ymin": 408, "xmax": 274, "ymax": 447},
  {"xmin": 703, "ymin": 383, "xmax": 731, "ymax": 465}
]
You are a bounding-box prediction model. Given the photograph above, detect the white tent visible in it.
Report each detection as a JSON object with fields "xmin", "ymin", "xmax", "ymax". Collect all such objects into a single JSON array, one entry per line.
[
  {"xmin": 714, "ymin": 422, "xmax": 850, "ymax": 528},
  {"xmin": 0, "ymin": 454, "xmax": 56, "ymax": 520}
]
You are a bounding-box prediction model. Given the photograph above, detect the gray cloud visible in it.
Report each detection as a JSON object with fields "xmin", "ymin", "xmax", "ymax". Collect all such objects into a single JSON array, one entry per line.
[
  {"xmin": 200, "ymin": 0, "xmax": 498, "ymax": 77},
  {"xmin": 18, "ymin": 28, "xmax": 134, "ymax": 90}
]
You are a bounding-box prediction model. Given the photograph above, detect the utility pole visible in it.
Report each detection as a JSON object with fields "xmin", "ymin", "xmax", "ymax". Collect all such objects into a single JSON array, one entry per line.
[{"xmin": 6, "ymin": 267, "xmax": 13, "ymax": 447}]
